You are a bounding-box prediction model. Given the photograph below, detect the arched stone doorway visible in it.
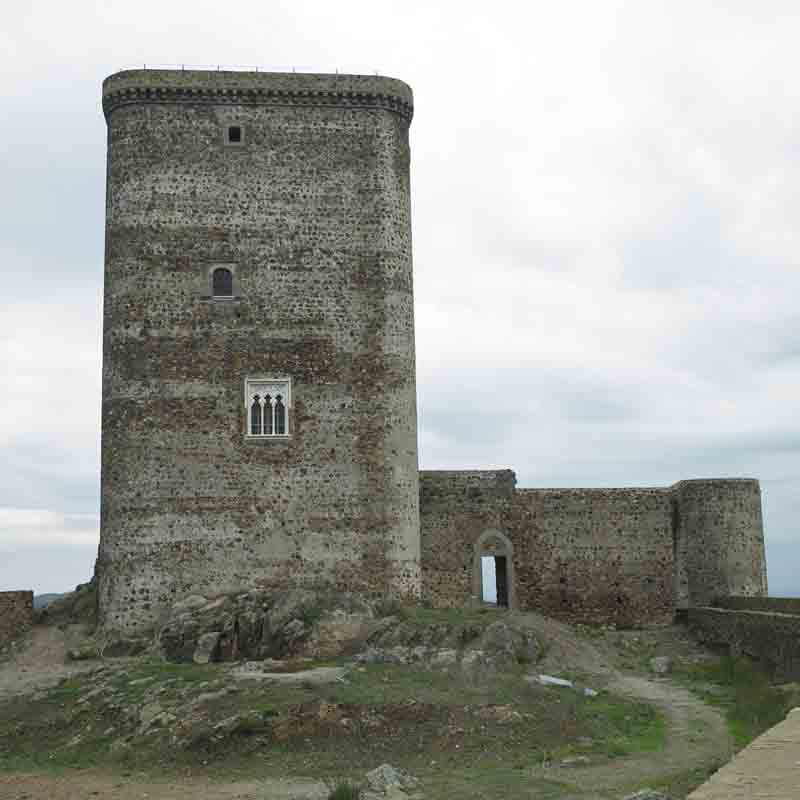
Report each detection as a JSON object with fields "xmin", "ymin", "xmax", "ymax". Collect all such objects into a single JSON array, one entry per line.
[{"xmin": 472, "ymin": 529, "xmax": 515, "ymax": 609}]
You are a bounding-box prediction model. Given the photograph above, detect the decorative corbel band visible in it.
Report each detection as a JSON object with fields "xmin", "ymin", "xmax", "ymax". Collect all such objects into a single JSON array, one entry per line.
[{"xmin": 103, "ymin": 85, "xmax": 414, "ymax": 123}]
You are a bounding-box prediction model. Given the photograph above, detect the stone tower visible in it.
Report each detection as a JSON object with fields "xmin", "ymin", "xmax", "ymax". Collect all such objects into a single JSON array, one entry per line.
[{"xmin": 98, "ymin": 69, "xmax": 420, "ymax": 635}]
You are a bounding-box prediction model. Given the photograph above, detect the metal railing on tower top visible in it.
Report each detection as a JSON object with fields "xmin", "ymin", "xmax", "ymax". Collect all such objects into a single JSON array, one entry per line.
[{"xmin": 117, "ymin": 63, "xmax": 383, "ymax": 76}]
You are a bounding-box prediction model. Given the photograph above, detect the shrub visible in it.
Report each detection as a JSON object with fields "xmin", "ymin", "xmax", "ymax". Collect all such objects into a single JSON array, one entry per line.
[{"xmin": 326, "ymin": 779, "xmax": 362, "ymax": 800}]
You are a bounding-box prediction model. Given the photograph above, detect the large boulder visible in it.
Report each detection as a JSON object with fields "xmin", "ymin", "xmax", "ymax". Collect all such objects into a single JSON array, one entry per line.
[
  {"xmin": 363, "ymin": 764, "xmax": 419, "ymax": 799},
  {"xmin": 475, "ymin": 620, "xmax": 539, "ymax": 664},
  {"xmin": 649, "ymin": 656, "xmax": 672, "ymax": 675},
  {"xmin": 158, "ymin": 589, "xmax": 373, "ymax": 663}
]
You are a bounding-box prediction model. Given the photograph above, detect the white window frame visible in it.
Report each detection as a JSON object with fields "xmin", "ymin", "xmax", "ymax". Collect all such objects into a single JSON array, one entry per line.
[{"xmin": 245, "ymin": 377, "xmax": 291, "ymax": 439}]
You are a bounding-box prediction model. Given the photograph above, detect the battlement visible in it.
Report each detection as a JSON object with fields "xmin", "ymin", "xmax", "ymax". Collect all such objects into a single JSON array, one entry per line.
[{"xmin": 102, "ymin": 69, "xmax": 414, "ymax": 122}]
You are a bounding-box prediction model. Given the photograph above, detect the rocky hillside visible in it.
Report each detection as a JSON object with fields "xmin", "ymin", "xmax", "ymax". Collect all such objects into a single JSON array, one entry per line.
[{"xmin": 2, "ymin": 590, "xmax": 790, "ymax": 800}]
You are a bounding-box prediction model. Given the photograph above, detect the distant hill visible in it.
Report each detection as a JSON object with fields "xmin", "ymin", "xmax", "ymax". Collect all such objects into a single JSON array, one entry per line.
[{"xmin": 34, "ymin": 593, "xmax": 66, "ymax": 610}]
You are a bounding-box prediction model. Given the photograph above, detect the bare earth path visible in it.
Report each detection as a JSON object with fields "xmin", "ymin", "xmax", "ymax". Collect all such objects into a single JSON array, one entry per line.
[
  {"xmin": 0, "ymin": 626, "xmax": 102, "ymax": 704},
  {"xmin": 530, "ymin": 672, "xmax": 732, "ymax": 798},
  {"xmin": 0, "ymin": 773, "xmax": 329, "ymax": 800},
  {"xmin": 521, "ymin": 615, "xmax": 734, "ymax": 798}
]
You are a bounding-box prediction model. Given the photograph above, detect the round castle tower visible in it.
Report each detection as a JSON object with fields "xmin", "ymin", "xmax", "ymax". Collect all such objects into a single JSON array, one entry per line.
[
  {"xmin": 98, "ymin": 69, "xmax": 420, "ymax": 635},
  {"xmin": 673, "ymin": 479, "xmax": 768, "ymax": 609}
]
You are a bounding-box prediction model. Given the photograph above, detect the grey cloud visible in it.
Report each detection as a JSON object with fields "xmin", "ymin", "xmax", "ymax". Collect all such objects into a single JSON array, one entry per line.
[
  {"xmin": 2, "ymin": 0, "xmax": 799, "ymax": 597},
  {"xmin": 0, "ymin": 542, "xmax": 97, "ymax": 596},
  {"xmin": 0, "ymin": 441, "xmax": 99, "ymax": 514}
]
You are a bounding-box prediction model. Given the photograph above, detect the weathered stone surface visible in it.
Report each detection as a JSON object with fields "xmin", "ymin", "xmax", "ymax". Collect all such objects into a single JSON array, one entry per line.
[
  {"xmin": 232, "ymin": 664, "xmax": 348, "ymax": 685},
  {"xmin": 459, "ymin": 650, "xmax": 504, "ymax": 683},
  {"xmin": 476, "ymin": 620, "xmax": 539, "ymax": 663},
  {"xmin": 193, "ymin": 632, "xmax": 222, "ymax": 664},
  {"xmin": 649, "ymin": 656, "xmax": 672, "ymax": 675},
  {"xmin": 0, "ymin": 591, "xmax": 33, "ymax": 649},
  {"xmin": 97, "ymin": 68, "xmax": 421, "ymax": 638},
  {"xmin": 67, "ymin": 644, "xmax": 100, "ymax": 661},
  {"xmin": 364, "ymin": 764, "xmax": 419, "ymax": 794},
  {"xmin": 158, "ymin": 589, "xmax": 373, "ymax": 663},
  {"xmin": 560, "ymin": 755, "xmax": 591, "ymax": 767},
  {"xmin": 101, "ymin": 637, "xmax": 150, "ymax": 658},
  {"xmin": 419, "ymin": 472, "xmax": 766, "ymax": 626},
  {"xmin": 623, "ymin": 791, "xmax": 671, "ymax": 800},
  {"xmin": 689, "ymin": 606, "xmax": 800, "ymax": 682},
  {"xmin": 476, "ymin": 704, "xmax": 522, "ymax": 724}
]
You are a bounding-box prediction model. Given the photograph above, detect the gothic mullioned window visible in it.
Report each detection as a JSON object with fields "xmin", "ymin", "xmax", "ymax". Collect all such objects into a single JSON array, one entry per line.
[{"xmin": 245, "ymin": 379, "xmax": 290, "ymax": 438}]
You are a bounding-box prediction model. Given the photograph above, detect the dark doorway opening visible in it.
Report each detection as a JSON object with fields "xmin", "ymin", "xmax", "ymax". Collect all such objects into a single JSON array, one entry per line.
[{"xmin": 495, "ymin": 556, "xmax": 509, "ymax": 607}]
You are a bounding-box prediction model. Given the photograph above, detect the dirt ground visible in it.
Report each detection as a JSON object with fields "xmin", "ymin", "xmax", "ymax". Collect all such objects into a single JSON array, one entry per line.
[{"xmin": 0, "ymin": 616, "xmax": 732, "ymax": 799}]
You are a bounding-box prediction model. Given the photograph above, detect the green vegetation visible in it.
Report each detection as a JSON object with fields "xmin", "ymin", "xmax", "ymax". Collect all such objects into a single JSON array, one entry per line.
[
  {"xmin": 326, "ymin": 779, "xmax": 362, "ymax": 800},
  {"xmin": 422, "ymin": 768, "xmax": 576, "ymax": 800},
  {"xmin": 676, "ymin": 655, "xmax": 800, "ymax": 749},
  {"xmin": 623, "ymin": 760, "xmax": 727, "ymax": 800},
  {"xmin": 394, "ymin": 603, "xmax": 501, "ymax": 627},
  {"xmin": 575, "ymin": 694, "xmax": 665, "ymax": 758},
  {"xmin": 0, "ymin": 655, "xmax": 665, "ymax": 797}
]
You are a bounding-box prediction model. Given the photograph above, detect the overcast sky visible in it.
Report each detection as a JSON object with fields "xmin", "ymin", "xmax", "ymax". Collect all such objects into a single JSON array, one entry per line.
[{"xmin": 1, "ymin": 1, "xmax": 798, "ymax": 597}]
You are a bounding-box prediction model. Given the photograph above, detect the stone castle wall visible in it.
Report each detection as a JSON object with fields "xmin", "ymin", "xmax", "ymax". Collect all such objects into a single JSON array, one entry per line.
[
  {"xmin": 98, "ymin": 70, "xmax": 420, "ymax": 635},
  {"xmin": 94, "ymin": 69, "xmax": 769, "ymax": 636},
  {"xmin": 0, "ymin": 591, "xmax": 34, "ymax": 647},
  {"xmin": 713, "ymin": 596, "xmax": 800, "ymax": 614},
  {"xmin": 689, "ymin": 605, "xmax": 800, "ymax": 681},
  {"xmin": 419, "ymin": 472, "xmax": 767, "ymax": 626},
  {"xmin": 674, "ymin": 479, "xmax": 767, "ymax": 607}
]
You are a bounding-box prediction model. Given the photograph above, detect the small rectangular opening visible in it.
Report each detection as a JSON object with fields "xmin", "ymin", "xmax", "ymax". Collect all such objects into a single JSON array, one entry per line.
[{"xmin": 227, "ymin": 125, "xmax": 242, "ymax": 144}]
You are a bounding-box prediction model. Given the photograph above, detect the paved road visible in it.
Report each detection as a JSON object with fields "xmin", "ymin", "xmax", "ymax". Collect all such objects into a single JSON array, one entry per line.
[{"xmin": 689, "ymin": 707, "xmax": 800, "ymax": 800}]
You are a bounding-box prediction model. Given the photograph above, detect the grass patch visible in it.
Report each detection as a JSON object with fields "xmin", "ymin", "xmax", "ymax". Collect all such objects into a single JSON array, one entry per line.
[
  {"xmin": 393, "ymin": 603, "xmax": 500, "ymax": 627},
  {"xmin": 325, "ymin": 779, "xmax": 362, "ymax": 799},
  {"xmin": 324, "ymin": 663, "xmax": 529, "ymax": 707},
  {"xmin": 629, "ymin": 759, "xmax": 727, "ymax": 799},
  {"xmin": 422, "ymin": 766, "xmax": 575, "ymax": 800},
  {"xmin": 575, "ymin": 694, "xmax": 666, "ymax": 757},
  {"xmin": 676, "ymin": 655, "xmax": 800, "ymax": 749}
]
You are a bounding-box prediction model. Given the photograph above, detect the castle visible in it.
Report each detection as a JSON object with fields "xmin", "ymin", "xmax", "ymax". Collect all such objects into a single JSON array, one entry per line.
[{"xmin": 97, "ymin": 69, "xmax": 767, "ymax": 636}]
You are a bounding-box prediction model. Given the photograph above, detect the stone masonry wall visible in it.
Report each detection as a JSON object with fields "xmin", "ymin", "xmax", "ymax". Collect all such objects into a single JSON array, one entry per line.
[
  {"xmin": 713, "ymin": 596, "xmax": 800, "ymax": 615},
  {"xmin": 0, "ymin": 591, "xmax": 34, "ymax": 648},
  {"xmin": 419, "ymin": 470, "xmax": 517, "ymax": 608},
  {"xmin": 675, "ymin": 479, "xmax": 767, "ymax": 607},
  {"xmin": 520, "ymin": 487, "xmax": 675, "ymax": 625},
  {"xmin": 420, "ymin": 472, "xmax": 767, "ymax": 626},
  {"xmin": 98, "ymin": 70, "xmax": 420, "ymax": 636},
  {"xmin": 689, "ymin": 606, "xmax": 800, "ymax": 681},
  {"xmin": 420, "ymin": 472, "xmax": 674, "ymax": 626}
]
